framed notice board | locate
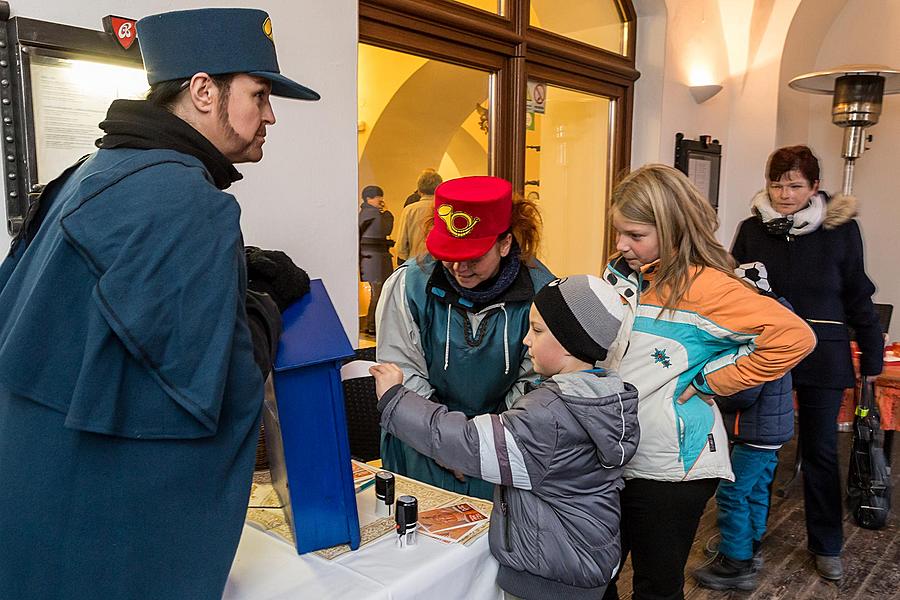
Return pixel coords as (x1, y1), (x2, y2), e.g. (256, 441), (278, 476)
(674, 132), (722, 210)
(0, 3), (145, 235)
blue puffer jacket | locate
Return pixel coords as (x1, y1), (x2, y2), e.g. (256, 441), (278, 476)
(715, 369), (794, 446)
(715, 293), (796, 447)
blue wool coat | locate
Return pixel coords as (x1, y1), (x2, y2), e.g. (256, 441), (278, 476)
(358, 202), (394, 283)
(0, 148), (263, 600)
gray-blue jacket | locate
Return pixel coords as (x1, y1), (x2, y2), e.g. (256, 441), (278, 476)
(379, 370), (639, 600)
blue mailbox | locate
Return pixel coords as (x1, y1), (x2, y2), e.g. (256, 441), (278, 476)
(263, 279), (360, 554)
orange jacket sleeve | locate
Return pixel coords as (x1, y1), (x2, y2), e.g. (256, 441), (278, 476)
(688, 272), (817, 396)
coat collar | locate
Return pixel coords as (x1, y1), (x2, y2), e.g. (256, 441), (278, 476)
(750, 189), (858, 235)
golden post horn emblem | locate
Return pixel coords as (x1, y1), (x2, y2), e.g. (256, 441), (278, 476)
(437, 204), (480, 238)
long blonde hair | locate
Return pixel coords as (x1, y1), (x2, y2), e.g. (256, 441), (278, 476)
(610, 164), (738, 310)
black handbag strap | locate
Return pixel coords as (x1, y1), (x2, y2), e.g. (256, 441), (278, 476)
(856, 377), (877, 415)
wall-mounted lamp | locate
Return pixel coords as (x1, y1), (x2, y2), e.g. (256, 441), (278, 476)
(689, 84), (723, 104)
(790, 64), (900, 194)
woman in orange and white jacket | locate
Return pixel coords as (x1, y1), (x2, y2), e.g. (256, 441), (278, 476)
(599, 165), (816, 600)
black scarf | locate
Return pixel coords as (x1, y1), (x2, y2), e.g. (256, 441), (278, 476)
(759, 216), (794, 236)
(97, 99), (242, 190)
(442, 241), (522, 305)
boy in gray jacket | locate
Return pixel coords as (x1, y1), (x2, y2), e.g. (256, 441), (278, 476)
(370, 275), (640, 600)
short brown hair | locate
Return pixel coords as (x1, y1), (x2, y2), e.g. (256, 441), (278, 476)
(767, 145), (820, 185)
(416, 169), (443, 195)
(146, 73), (235, 112)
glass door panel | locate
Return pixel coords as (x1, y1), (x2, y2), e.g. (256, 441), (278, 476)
(450, 0), (504, 15)
(529, 0), (628, 56)
(525, 83), (613, 277)
(358, 43), (493, 340)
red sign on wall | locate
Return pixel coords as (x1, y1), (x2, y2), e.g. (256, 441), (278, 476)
(103, 16), (138, 50)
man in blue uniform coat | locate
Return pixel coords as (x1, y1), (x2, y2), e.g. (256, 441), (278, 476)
(0, 8), (318, 600)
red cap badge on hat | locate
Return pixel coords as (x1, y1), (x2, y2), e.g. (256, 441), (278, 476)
(426, 176), (513, 262)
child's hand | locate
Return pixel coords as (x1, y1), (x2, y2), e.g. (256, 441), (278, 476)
(369, 362), (404, 399)
(676, 383), (715, 405)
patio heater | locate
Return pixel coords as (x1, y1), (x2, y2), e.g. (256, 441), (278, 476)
(789, 65), (900, 195)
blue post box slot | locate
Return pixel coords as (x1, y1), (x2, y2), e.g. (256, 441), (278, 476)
(263, 279), (360, 554)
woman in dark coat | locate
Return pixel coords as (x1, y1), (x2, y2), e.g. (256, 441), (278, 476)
(731, 145), (884, 581)
(359, 185), (395, 334)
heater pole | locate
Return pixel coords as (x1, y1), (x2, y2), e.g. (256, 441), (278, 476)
(789, 66), (900, 199)
(842, 158), (855, 196)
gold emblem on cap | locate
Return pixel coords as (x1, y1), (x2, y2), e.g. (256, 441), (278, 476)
(263, 17), (274, 41)
(437, 204), (480, 238)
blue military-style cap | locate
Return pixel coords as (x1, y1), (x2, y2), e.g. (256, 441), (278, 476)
(136, 8), (320, 101)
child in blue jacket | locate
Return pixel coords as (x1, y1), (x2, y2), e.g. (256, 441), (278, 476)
(694, 263), (796, 591)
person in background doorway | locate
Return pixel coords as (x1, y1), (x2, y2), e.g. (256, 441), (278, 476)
(359, 185), (394, 335)
(0, 8), (318, 600)
(403, 189), (421, 208)
(376, 175), (554, 500)
(731, 145), (884, 581)
(600, 164), (816, 600)
(395, 168), (443, 265)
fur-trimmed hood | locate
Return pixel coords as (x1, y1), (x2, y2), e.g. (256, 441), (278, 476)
(750, 189), (858, 231)
(822, 192), (858, 229)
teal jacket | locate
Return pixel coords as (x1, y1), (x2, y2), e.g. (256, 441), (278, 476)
(0, 148), (263, 600)
(376, 256), (553, 499)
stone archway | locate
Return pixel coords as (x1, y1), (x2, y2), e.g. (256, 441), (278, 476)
(775, 0), (848, 147)
(358, 60), (489, 218)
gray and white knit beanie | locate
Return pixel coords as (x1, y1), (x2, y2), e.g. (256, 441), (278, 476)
(532, 274), (625, 364)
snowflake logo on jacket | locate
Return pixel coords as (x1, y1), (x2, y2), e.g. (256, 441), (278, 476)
(652, 347), (671, 368)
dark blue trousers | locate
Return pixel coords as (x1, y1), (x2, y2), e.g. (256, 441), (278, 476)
(796, 385), (845, 556)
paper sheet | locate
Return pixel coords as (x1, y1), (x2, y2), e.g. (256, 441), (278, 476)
(341, 360), (379, 381)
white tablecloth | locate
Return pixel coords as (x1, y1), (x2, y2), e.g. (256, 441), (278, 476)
(224, 485), (503, 600)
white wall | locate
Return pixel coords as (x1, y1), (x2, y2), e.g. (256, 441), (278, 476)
(631, 0), (668, 166)
(775, 0), (847, 148)
(806, 0), (900, 340)
(634, 0), (898, 339)
(634, 0), (803, 248)
(3, 0), (360, 340)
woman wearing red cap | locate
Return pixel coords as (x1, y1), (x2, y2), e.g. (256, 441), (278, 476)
(375, 175), (554, 499)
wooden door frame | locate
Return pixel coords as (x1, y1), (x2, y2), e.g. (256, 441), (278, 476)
(359, 0), (639, 195)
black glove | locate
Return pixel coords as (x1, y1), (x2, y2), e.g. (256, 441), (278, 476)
(245, 246), (311, 313)
(245, 289), (282, 378)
